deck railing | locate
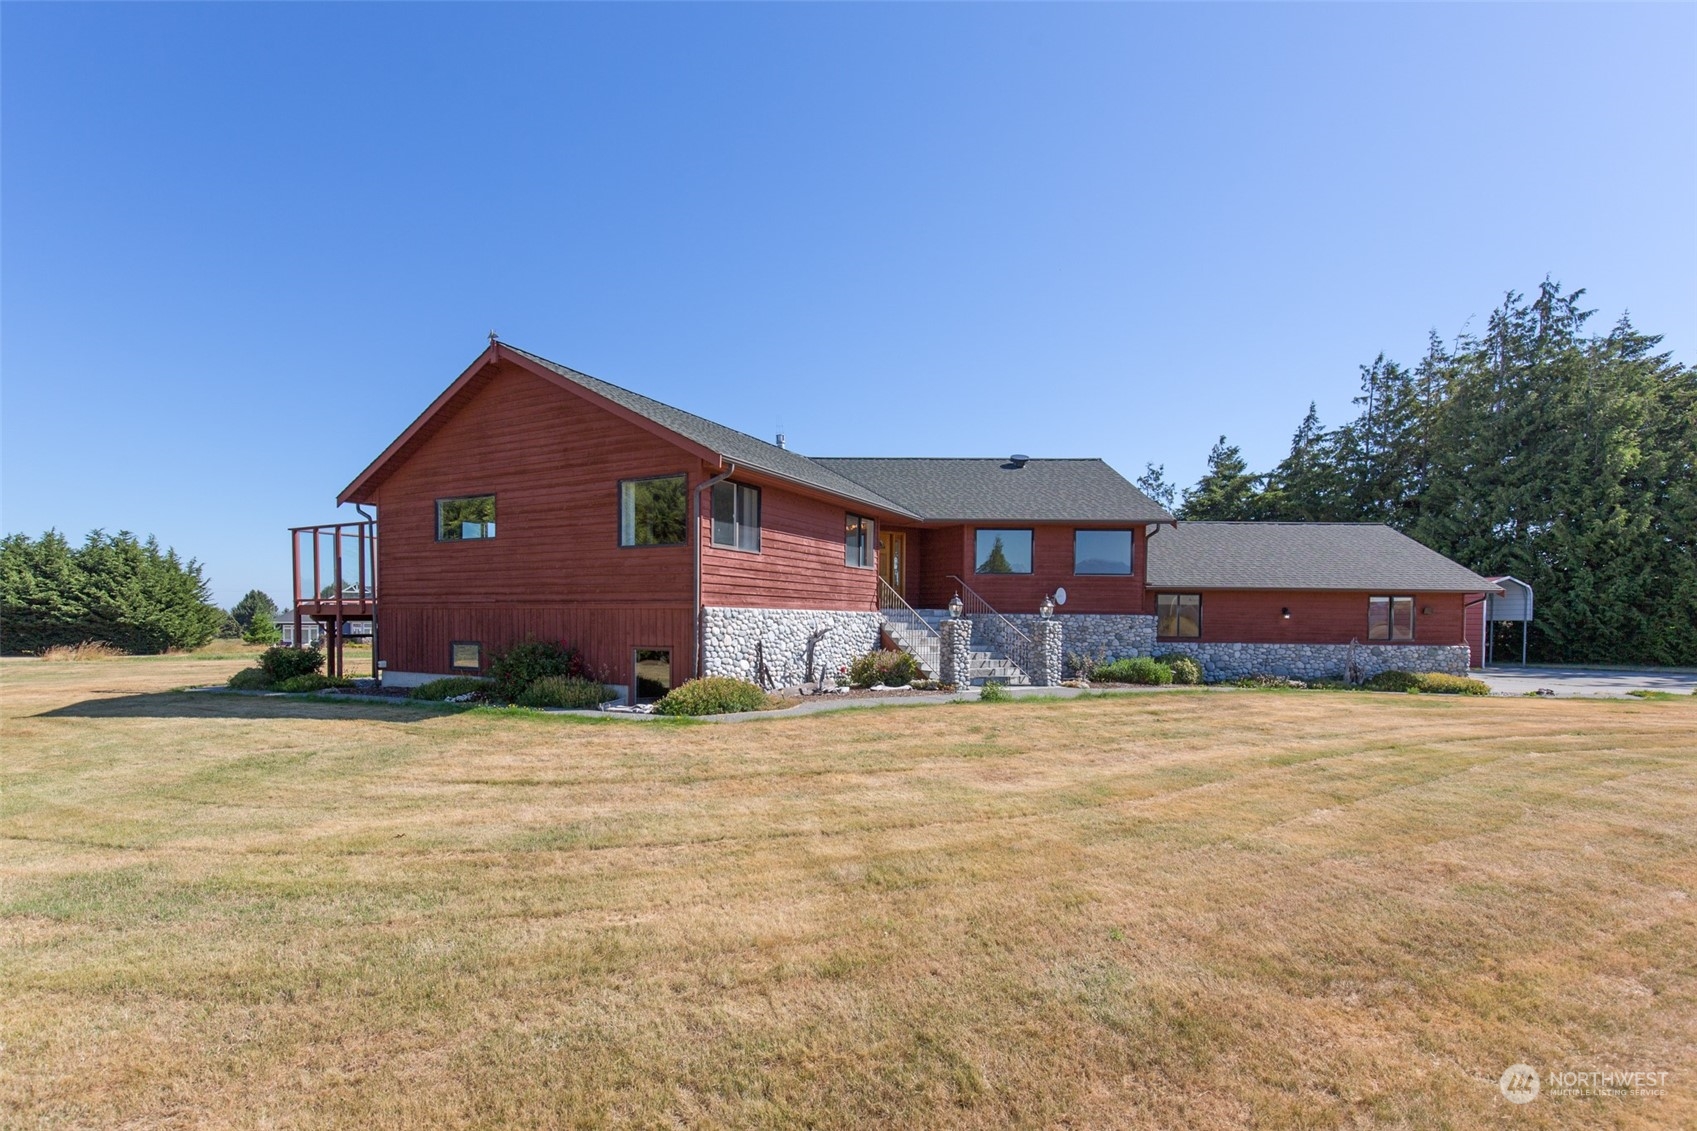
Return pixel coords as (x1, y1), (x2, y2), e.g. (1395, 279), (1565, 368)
(877, 577), (941, 677)
(945, 575), (1037, 684)
(289, 520), (377, 679)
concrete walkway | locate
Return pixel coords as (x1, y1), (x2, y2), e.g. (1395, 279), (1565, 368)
(1474, 665), (1697, 698)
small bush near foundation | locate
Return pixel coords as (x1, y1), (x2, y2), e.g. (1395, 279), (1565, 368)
(1093, 657), (1174, 685)
(977, 680), (1012, 703)
(1154, 654), (1203, 685)
(40, 640), (125, 661)
(409, 676), (495, 702)
(652, 676), (771, 716)
(260, 646), (324, 682)
(1414, 673), (1490, 695)
(276, 673), (354, 693)
(910, 679), (941, 691)
(848, 649), (921, 688)
(487, 639), (588, 702)
(1363, 670), (1421, 693)
(226, 667), (275, 691)
(515, 676), (614, 710)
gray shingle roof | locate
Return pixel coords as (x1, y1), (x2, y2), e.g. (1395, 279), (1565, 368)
(1145, 522), (1500, 592)
(812, 458), (1175, 523)
(506, 346), (918, 518)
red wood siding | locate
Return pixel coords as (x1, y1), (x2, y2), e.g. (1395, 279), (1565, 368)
(700, 481), (878, 610)
(913, 524), (1148, 614)
(1141, 589), (1471, 646)
(371, 359), (704, 678)
(914, 526), (966, 609)
(1464, 594), (1487, 667)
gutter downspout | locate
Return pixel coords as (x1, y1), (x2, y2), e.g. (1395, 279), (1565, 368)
(694, 462), (737, 682)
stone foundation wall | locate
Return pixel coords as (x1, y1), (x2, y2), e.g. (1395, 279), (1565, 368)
(1149, 641), (1471, 682)
(701, 607), (883, 688)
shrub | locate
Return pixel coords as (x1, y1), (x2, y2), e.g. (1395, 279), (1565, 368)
(1362, 670), (1421, 693)
(409, 676), (495, 702)
(226, 667), (275, 691)
(848, 649), (922, 688)
(276, 673), (353, 693)
(1414, 672), (1490, 695)
(651, 676), (770, 716)
(1093, 657), (1174, 685)
(515, 676), (614, 710)
(487, 639), (587, 702)
(1231, 674), (1306, 689)
(910, 679), (941, 691)
(39, 640), (125, 662)
(977, 680), (1012, 702)
(260, 645), (324, 682)
(1154, 654), (1203, 685)
(243, 614), (282, 646)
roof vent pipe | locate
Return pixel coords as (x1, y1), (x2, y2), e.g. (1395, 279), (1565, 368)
(776, 433), (787, 449)
(1009, 453), (1029, 468)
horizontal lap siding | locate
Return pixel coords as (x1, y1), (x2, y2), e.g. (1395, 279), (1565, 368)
(954, 525), (1148, 615)
(1141, 589), (1469, 646)
(701, 483), (877, 610)
(372, 360), (703, 680)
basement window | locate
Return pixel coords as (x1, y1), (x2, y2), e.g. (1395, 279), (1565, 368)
(437, 496), (495, 541)
(450, 641), (482, 671)
(1157, 594), (1202, 639)
(619, 475), (687, 547)
(1368, 596), (1415, 641)
(711, 482), (761, 553)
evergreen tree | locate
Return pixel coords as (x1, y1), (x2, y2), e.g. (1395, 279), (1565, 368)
(231, 589), (278, 631)
(1260, 403), (1339, 520)
(1179, 436), (1261, 520)
(243, 609), (282, 645)
(979, 536), (1014, 573)
(1135, 463), (1177, 512)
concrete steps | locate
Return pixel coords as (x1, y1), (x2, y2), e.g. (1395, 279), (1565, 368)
(882, 610), (1031, 686)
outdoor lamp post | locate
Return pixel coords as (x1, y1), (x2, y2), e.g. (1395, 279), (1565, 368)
(1040, 594), (1055, 619)
(948, 592), (964, 619)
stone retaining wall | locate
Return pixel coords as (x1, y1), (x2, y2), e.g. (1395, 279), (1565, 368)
(701, 607), (882, 688)
(1149, 641), (1472, 682)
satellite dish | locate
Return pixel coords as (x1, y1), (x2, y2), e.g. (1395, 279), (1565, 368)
(1054, 587), (1067, 606)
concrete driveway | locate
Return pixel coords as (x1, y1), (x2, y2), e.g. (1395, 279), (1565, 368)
(1476, 665), (1697, 698)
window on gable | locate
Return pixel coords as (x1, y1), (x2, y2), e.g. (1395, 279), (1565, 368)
(1157, 593), (1201, 638)
(1368, 596), (1415, 641)
(437, 496), (495, 541)
(711, 481), (761, 552)
(619, 475), (687, 547)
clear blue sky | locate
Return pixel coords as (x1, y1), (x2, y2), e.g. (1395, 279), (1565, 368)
(4, 3), (1693, 607)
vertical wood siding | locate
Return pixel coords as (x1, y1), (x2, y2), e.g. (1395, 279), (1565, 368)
(1140, 589), (1470, 647)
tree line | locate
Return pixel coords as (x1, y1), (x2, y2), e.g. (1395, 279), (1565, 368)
(1138, 281), (1696, 665)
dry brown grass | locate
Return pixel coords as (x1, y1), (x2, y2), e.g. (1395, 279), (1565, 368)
(2, 656), (1692, 1128)
(36, 640), (126, 661)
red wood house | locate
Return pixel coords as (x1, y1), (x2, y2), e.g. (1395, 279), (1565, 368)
(291, 342), (1497, 695)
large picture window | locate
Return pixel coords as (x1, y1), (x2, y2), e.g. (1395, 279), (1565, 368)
(975, 529), (1033, 574)
(711, 481), (761, 552)
(844, 514), (873, 568)
(1368, 595), (1415, 641)
(1157, 593), (1202, 638)
(619, 475), (687, 547)
(1074, 529), (1133, 575)
(436, 496), (495, 541)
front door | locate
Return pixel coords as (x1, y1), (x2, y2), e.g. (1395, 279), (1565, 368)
(878, 531), (906, 596)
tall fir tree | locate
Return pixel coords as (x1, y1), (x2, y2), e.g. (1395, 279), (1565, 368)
(1179, 436), (1261, 520)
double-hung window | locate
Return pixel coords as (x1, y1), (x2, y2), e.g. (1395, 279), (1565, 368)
(1368, 596), (1415, 641)
(619, 475), (687, 547)
(844, 514), (873, 568)
(1157, 593), (1202, 638)
(436, 496), (495, 541)
(711, 482), (761, 552)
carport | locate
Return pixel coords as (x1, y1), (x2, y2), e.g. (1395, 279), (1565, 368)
(1484, 575), (1534, 666)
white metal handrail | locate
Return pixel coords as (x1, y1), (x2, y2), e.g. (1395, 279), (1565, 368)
(878, 578), (941, 671)
(946, 575), (1037, 682)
